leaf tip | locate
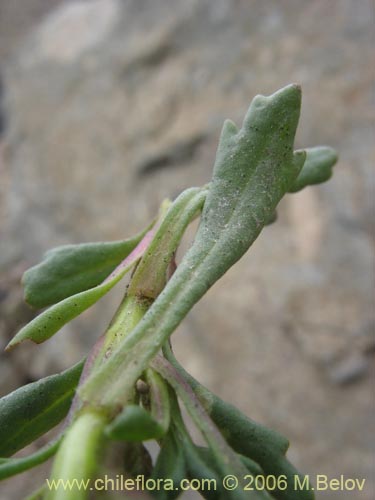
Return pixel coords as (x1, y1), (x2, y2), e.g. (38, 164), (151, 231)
(272, 82), (302, 108)
(322, 145), (339, 165)
(5, 331), (42, 352)
(4, 339), (18, 352)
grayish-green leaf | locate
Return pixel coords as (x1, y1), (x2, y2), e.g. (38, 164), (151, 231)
(23, 226), (151, 309)
(81, 84), (305, 410)
(206, 394), (313, 500)
(151, 427), (187, 500)
(153, 356), (272, 500)
(289, 146), (337, 192)
(0, 361), (83, 457)
(168, 392), (235, 500)
(183, 444), (222, 500)
(163, 344), (314, 500)
(6, 229), (155, 350)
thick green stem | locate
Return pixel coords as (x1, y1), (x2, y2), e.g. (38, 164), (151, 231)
(94, 294), (153, 370)
(45, 411), (107, 500)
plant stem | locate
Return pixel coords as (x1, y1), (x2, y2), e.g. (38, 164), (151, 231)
(45, 411), (107, 500)
(94, 294), (153, 370)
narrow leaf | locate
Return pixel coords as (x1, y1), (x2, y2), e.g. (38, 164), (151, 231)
(288, 146), (337, 192)
(23, 225), (152, 309)
(151, 428), (187, 500)
(145, 368), (171, 435)
(168, 394), (226, 500)
(0, 361), (83, 457)
(183, 444), (223, 500)
(80, 84), (305, 410)
(6, 229), (155, 350)
(0, 436), (61, 480)
(153, 356), (272, 500)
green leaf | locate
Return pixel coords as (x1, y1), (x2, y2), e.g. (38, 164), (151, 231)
(153, 356), (272, 500)
(265, 210), (278, 225)
(23, 226), (152, 309)
(0, 437), (61, 480)
(185, 446), (269, 500)
(106, 405), (166, 442)
(151, 428), (187, 500)
(162, 344), (313, 500)
(145, 368), (171, 436)
(168, 395), (227, 500)
(238, 453), (267, 477)
(106, 368), (170, 441)
(6, 228), (156, 350)
(0, 361), (84, 457)
(208, 399), (313, 500)
(183, 444), (225, 500)
(288, 146), (337, 192)
(80, 84), (305, 410)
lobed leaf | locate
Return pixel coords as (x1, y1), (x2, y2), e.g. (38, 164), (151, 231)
(23, 226), (151, 309)
(163, 344), (314, 500)
(153, 356), (272, 500)
(207, 395), (314, 500)
(185, 446), (269, 500)
(81, 84), (306, 410)
(288, 146), (337, 192)
(0, 361), (83, 457)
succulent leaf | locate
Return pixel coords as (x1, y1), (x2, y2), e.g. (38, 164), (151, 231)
(81, 84), (305, 410)
(289, 146), (337, 192)
(0, 361), (83, 457)
(23, 226), (152, 309)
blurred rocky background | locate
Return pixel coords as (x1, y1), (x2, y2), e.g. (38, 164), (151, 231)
(0, 0), (374, 498)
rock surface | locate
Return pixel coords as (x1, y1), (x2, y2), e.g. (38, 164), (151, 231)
(0, 0), (374, 498)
